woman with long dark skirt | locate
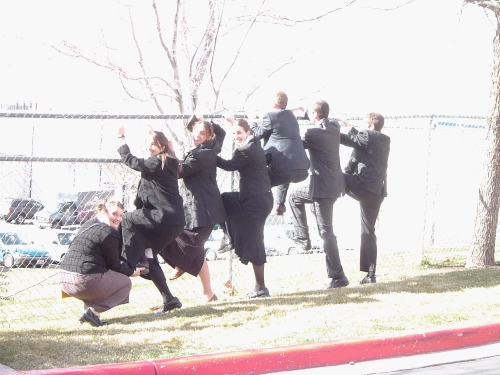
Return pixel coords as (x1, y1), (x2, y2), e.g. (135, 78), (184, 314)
(118, 125), (185, 313)
(160, 118), (227, 303)
(216, 118), (273, 298)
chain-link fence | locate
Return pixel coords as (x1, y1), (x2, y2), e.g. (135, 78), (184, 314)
(0, 113), (496, 327)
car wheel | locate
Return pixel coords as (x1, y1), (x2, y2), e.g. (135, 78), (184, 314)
(15, 214), (26, 225)
(51, 221), (61, 229)
(3, 254), (14, 268)
(205, 249), (218, 261)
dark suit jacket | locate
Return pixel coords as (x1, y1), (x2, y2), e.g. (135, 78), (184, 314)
(340, 128), (390, 197)
(251, 108), (310, 174)
(217, 136), (271, 200)
(119, 144), (185, 226)
(179, 123), (227, 230)
(303, 118), (345, 199)
(60, 218), (134, 276)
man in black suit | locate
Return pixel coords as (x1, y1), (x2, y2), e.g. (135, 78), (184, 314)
(288, 100), (348, 289)
(251, 91), (310, 215)
(339, 113), (390, 284)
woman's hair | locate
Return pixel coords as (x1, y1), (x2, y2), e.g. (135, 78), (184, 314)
(236, 118), (252, 134)
(152, 130), (172, 169)
(366, 112), (385, 131)
(96, 197), (124, 213)
(193, 120), (215, 141)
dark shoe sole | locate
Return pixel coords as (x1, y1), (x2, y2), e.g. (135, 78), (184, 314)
(155, 297), (182, 314)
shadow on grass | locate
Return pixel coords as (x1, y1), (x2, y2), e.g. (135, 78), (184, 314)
(2, 266), (500, 372)
(111, 266), (500, 327)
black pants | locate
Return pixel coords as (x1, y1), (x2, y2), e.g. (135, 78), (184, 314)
(269, 169), (308, 206)
(288, 185), (344, 279)
(343, 174), (384, 274)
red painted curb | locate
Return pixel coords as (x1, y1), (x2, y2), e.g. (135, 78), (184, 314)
(18, 322), (500, 375)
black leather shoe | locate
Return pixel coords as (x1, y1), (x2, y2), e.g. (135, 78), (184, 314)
(79, 307), (104, 327)
(325, 275), (349, 289)
(293, 238), (311, 251)
(248, 288), (270, 298)
(155, 297), (182, 314)
(360, 274), (376, 284)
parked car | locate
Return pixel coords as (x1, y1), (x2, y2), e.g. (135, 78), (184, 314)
(34, 201), (80, 229)
(2, 198), (44, 225)
(0, 231), (51, 268)
(34, 229), (76, 264)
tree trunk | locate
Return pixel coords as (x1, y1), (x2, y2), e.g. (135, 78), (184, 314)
(466, 18), (500, 268)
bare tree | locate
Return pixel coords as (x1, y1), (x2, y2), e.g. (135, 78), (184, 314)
(52, 0), (363, 115)
(464, 0), (500, 267)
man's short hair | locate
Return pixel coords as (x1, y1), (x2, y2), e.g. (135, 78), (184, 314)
(313, 100), (329, 119)
(367, 112), (384, 131)
(275, 91), (288, 109)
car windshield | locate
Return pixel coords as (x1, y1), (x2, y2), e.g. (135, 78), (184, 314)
(0, 233), (29, 245)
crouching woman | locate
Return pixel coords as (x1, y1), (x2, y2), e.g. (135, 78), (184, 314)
(58, 198), (143, 327)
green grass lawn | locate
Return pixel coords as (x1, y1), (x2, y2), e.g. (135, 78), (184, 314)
(1, 249), (500, 372)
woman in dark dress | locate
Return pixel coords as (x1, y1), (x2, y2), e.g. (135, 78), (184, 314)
(160, 119), (227, 303)
(118, 125), (185, 313)
(216, 118), (273, 298)
(58, 199), (143, 327)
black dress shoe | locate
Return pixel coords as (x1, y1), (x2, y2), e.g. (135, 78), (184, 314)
(293, 238), (311, 251)
(248, 288), (270, 298)
(79, 307), (104, 327)
(325, 275), (349, 289)
(155, 297), (182, 314)
(360, 274), (376, 284)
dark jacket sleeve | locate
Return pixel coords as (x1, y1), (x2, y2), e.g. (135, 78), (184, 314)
(178, 151), (204, 178)
(251, 113), (272, 141)
(212, 122), (226, 154)
(340, 128), (369, 149)
(217, 148), (249, 171)
(101, 230), (134, 276)
(118, 144), (158, 173)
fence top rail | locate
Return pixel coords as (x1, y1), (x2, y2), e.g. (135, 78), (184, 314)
(0, 112), (487, 120)
(0, 156), (121, 163)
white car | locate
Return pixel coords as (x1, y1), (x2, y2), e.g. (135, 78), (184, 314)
(33, 229), (76, 264)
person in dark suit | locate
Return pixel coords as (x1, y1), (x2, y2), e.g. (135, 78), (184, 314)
(160, 119), (227, 303)
(251, 91), (310, 215)
(118, 125), (185, 313)
(289, 100), (348, 289)
(58, 198), (143, 327)
(217, 118), (274, 298)
(338, 113), (390, 284)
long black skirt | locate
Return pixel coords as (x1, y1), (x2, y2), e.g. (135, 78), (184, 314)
(159, 225), (213, 276)
(221, 191), (273, 266)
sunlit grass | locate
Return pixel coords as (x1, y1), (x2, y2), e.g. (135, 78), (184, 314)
(1, 250), (500, 371)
